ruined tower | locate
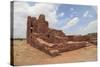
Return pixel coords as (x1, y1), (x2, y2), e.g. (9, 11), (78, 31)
(27, 16), (32, 44)
(27, 14), (49, 44)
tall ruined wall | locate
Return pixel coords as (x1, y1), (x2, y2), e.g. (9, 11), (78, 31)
(27, 16), (32, 44)
(27, 14), (92, 44)
(32, 14), (49, 33)
(27, 14), (66, 44)
(26, 14), (96, 56)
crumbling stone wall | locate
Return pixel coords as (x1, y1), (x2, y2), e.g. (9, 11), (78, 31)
(27, 16), (32, 44)
(27, 14), (66, 44)
(48, 29), (65, 37)
(27, 14), (95, 56)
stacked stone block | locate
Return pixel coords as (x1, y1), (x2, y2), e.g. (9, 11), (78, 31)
(27, 14), (96, 56)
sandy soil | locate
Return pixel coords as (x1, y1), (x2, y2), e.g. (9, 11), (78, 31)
(13, 40), (97, 66)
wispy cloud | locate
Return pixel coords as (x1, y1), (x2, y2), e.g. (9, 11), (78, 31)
(13, 2), (97, 38)
(83, 11), (89, 17)
(68, 20), (97, 35)
(61, 17), (79, 29)
(83, 10), (94, 18)
(82, 20), (97, 34)
(70, 8), (74, 11)
(58, 12), (64, 17)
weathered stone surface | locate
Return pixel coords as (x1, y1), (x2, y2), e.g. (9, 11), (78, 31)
(48, 29), (65, 37)
(27, 16), (32, 43)
(27, 14), (96, 56)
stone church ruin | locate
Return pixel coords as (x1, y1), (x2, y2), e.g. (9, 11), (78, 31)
(27, 14), (97, 56)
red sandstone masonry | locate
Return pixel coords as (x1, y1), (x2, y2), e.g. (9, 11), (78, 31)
(27, 14), (96, 56)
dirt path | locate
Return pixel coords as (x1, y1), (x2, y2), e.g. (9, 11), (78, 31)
(13, 40), (97, 66)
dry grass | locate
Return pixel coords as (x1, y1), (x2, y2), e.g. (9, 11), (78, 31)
(13, 40), (97, 66)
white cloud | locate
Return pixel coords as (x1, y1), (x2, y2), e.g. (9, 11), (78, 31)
(89, 14), (93, 18)
(83, 10), (94, 18)
(67, 17), (79, 27)
(13, 2), (59, 38)
(61, 18), (97, 35)
(28, 3), (59, 26)
(61, 17), (79, 29)
(13, 2), (97, 38)
(61, 17), (79, 35)
(70, 8), (74, 11)
(82, 20), (97, 34)
(68, 20), (97, 35)
(92, 6), (97, 12)
(83, 11), (89, 17)
(58, 12), (64, 17)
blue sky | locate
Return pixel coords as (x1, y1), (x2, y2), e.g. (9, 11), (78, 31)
(55, 4), (97, 33)
(14, 1), (97, 38)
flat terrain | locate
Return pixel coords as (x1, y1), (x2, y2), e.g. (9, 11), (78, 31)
(13, 40), (97, 66)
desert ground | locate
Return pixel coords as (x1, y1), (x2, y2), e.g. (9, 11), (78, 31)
(13, 40), (97, 66)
